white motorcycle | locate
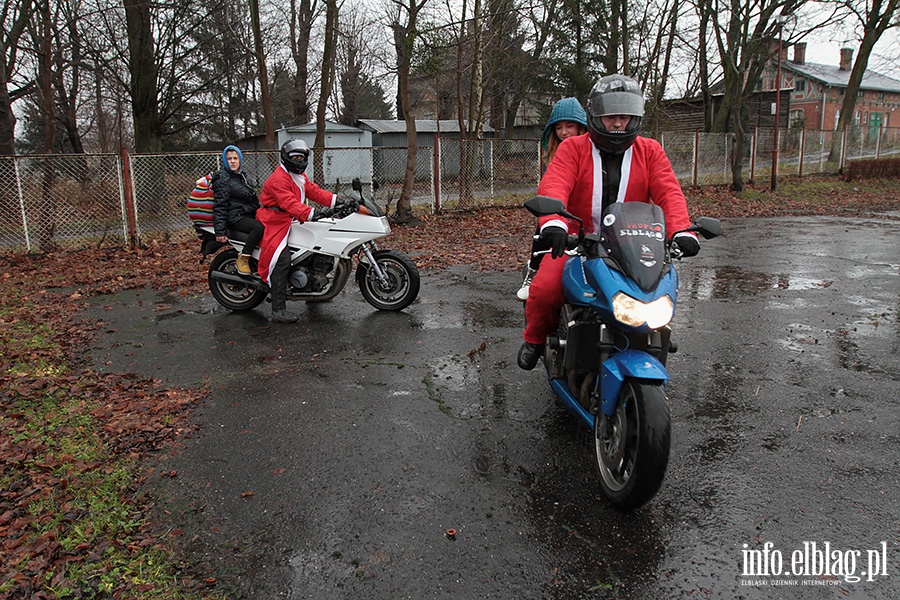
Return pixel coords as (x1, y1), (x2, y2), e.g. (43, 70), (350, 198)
(198, 178), (420, 312)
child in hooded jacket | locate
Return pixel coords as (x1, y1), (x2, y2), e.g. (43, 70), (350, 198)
(516, 98), (588, 301)
(212, 144), (264, 275)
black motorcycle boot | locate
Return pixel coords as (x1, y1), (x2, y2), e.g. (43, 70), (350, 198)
(270, 305), (299, 323)
(517, 342), (544, 370)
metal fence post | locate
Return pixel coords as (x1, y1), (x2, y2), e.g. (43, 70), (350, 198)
(13, 156), (30, 252)
(433, 134), (441, 214)
(692, 130), (699, 187)
(840, 127), (847, 171)
(798, 129), (805, 178)
(876, 125), (882, 159)
(750, 127), (757, 182)
(489, 139), (495, 200)
(120, 148), (139, 248)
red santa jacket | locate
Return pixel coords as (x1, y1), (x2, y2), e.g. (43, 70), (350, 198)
(537, 134), (691, 237)
(256, 165), (336, 283)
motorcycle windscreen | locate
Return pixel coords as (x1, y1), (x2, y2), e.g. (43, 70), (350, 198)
(601, 202), (667, 293)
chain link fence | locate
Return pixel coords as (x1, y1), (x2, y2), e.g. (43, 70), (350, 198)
(0, 154), (125, 252)
(1, 127), (897, 252)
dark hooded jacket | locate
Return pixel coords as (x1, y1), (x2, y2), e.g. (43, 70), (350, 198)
(212, 145), (260, 236)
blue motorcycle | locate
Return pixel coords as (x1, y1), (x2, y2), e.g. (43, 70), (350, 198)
(524, 196), (721, 509)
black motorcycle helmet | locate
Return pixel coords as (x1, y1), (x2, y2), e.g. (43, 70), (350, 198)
(586, 74), (644, 155)
(281, 139), (310, 174)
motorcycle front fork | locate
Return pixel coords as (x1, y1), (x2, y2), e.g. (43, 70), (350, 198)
(360, 242), (388, 283)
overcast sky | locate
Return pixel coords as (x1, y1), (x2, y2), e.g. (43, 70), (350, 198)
(799, 24), (900, 79)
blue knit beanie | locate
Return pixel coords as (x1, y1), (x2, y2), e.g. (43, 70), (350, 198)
(542, 98), (588, 148)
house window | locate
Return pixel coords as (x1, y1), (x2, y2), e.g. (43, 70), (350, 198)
(854, 110), (861, 125)
(878, 92), (885, 100)
(857, 90), (865, 98)
(795, 79), (806, 92)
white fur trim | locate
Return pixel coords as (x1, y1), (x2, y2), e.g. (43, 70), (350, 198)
(590, 146), (634, 232)
(541, 219), (568, 232)
(263, 232), (289, 286)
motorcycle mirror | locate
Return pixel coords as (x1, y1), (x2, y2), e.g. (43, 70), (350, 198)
(693, 217), (722, 239)
(352, 178), (362, 192)
(524, 196), (581, 224)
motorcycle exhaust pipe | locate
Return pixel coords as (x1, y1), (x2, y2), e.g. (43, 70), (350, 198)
(209, 270), (267, 290)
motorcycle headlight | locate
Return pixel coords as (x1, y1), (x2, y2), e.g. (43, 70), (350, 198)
(612, 292), (674, 328)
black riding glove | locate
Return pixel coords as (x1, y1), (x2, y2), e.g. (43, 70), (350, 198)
(312, 207), (334, 221)
(673, 235), (700, 257)
(541, 226), (569, 259)
(335, 198), (359, 213)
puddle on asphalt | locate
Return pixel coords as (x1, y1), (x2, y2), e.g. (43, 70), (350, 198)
(431, 354), (480, 392)
(679, 266), (833, 300)
(775, 322), (827, 356)
(411, 300), (520, 330)
(425, 354), (526, 422)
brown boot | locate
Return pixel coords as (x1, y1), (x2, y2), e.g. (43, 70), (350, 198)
(236, 253), (251, 275)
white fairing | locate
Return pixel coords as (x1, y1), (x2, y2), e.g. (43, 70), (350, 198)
(287, 212), (391, 258)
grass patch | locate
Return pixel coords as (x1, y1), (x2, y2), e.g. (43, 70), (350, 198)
(0, 300), (218, 599)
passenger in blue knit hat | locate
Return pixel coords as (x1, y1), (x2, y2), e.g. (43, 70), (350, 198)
(517, 98), (588, 301)
(541, 97), (588, 169)
(212, 144), (264, 275)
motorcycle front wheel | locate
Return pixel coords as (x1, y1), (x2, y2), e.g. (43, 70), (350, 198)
(356, 249), (420, 311)
(208, 249), (267, 311)
(595, 378), (670, 510)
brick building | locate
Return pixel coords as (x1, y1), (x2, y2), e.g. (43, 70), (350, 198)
(763, 43), (900, 135)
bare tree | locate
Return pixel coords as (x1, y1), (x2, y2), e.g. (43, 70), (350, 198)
(336, 4), (392, 123)
(33, 0), (56, 247)
(0, 0), (36, 154)
(697, 0), (811, 190)
(828, 0), (900, 163)
(53, 0), (86, 153)
(121, 0), (160, 152)
(290, 0), (317, 124)
(390, 0), (429, 223)
(250, 0), (275, 147)
(314, 0), (339, 181)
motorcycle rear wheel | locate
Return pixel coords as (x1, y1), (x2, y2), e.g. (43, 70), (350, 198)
(208, 249), (267, 311)
(594, 378), (670, 510)
(356, 250), (420, 311)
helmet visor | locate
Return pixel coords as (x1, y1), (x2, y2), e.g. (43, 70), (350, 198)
(588, 91), (644, 118)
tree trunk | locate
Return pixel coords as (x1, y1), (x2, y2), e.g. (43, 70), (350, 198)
(123, 0), (161, 152)
(54, 12), (85, 154)
(0, 0), (34, 155)
(250, 0), (275, 148)
(729, 107), (744, 192)
(0, 64), (17, 156)
(397, 64), (416, 222)
(314, 0), (338, 183)
(290, 0), (313, 124)
(39, 0), (56, 249)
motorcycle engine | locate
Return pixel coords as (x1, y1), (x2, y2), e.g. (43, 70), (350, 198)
(289, 267), (309, 291)
(289, 255), (337, 293)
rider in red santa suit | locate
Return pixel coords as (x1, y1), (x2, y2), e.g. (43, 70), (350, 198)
(518, 74), (701, 370)
(257, 139), (338, 323)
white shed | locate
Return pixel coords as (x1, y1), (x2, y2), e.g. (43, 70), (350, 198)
(277, 121), (373, 186)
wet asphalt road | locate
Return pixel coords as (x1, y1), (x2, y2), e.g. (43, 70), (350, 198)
(88, 215), (900, 599)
